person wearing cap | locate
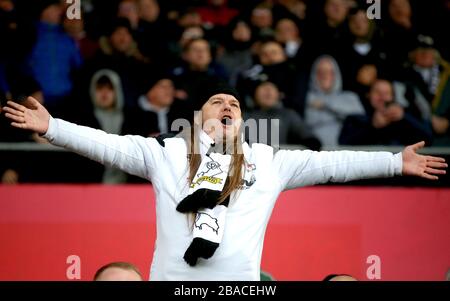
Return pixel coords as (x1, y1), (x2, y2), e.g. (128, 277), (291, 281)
(1, 86), (447, 280)
(403, 34), (450, 145)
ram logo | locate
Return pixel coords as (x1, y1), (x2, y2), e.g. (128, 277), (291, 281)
(194, 212), (220, 234)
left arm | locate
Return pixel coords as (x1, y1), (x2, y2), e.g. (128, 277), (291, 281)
(273, 141), (447, 190)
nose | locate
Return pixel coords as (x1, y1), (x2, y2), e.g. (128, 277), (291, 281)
(223, 102), (232, 112)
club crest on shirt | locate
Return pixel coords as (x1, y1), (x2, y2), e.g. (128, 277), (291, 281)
(239, 162), (257, 190)
(190, 156), (224, 188)
(195, 212), (220, 234)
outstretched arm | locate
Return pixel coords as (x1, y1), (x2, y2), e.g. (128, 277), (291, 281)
(273, 141), (447, 190)
(2, 97), (164, 180)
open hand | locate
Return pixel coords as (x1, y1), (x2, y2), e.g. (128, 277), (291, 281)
(402, 141), (447, 180)
(2, 97), (50, 135)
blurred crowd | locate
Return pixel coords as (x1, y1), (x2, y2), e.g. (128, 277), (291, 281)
(0, 0), (449, 151)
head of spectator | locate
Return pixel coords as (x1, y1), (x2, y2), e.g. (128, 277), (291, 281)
(369, 79), (396, 112)
(178, 8), (203, 28)
(324, 0), (349, 28)
(106, 18), (135, 55)
(144, 76), (175, 111)
(90, 69), (124, 112)
(388, 0), (412, 29)
(348, 7), (375, 42)
(179, 26), (205, 49)
(94, 262), (143, 281)
(182, 38), (212, 71)
(312, 56), (341, 94)
(275, 18), (302, 58)
(323, 274), (358, 281)
(117, 0), (139, 29)
(223, 20), (253, 51)
(39, 0), (63, 25)
(63, 16), (85, 40)
(251, 5), (273, 30)
(259, 40), (287, 66)
(253, 81), (282, 110)
(278, 0), (307, 20)
(275, 18), (301, 44)
(409, 34), (440, 69)
(137, 0), (160, 23)
(357, 64), (378, 88)
(0, 0), (14, 12)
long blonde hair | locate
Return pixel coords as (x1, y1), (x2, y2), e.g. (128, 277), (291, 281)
(184, 126), (244, 204)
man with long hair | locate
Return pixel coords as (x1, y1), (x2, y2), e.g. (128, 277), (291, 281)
(1, 86), (447, 280)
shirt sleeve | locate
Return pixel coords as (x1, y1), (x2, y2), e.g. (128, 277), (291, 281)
(43, 117), (165, 181)
(273, 149), (403, 190)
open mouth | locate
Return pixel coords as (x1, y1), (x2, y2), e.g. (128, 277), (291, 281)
(221, 115), (233, 126)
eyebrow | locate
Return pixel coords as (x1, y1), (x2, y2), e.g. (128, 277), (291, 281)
(209, 97), (239, 105)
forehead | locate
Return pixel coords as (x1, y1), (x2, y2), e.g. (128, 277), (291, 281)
(208, 93), (239, 102)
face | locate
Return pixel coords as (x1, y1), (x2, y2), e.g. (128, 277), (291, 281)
(184, 40), (212, 70)
(369, 80), (394, 110)
(316, 59), (336, 92)
(259, 42), (286, 65)
(324, 0), (348, 25)
(95, 85), (116, 109)
(118, 0), (139, 24)
(349, 11), (370, 38)
(138, 0), (160, 22)
(180, 26), (204, 47)
(232, 21), (251, 42)
(251, 8), (273, 29)
(41, 4), (63, 25)
(275, 18), (300, 43)
(63, 18), (84, 37)
(414, 49), (436, 68)
(179, 12), (202, 28)
(95, 267), (142, 281)
(147, 79), (175, 108)
(0, 0), (14, 11)
(110, 27), (133, 53)
(356, 64), (377, 86)
(389, 0), (412, 21)
(200, 94), (242, 141)
(255, 82), (280, 109)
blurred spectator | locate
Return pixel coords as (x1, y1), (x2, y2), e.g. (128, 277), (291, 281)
(94, 262), (143, 281)
(1, 169), (19, 185)
(304, 55), (365, 147)
(245, 81), (321, 149)
(402, 35), (450, 145)
(274, 17), (311, 70)
(24, 0), (82, 112)
(137, 75), (190, 136)
(217, 20), (254, 87)
(117, 0), (139, 30)
(237, 40), (297, 110)
(340, 79), (433, 145)
(196, 0), (239, 28)
(135, 0), (171, 66)
(63, 16), (99, 60)
(305, 0), (350, 57)
(382, 0), (418, 76)
(273, 0), (307, 24)
(335, 6), (388, 90)
(86, 18), (151, 107)
(171, 38), (227, 104)
(83, 69), (135, 183)
(250, 4), (275, 40)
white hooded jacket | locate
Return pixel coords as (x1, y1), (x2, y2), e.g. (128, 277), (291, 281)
(43, 117), (402, 280)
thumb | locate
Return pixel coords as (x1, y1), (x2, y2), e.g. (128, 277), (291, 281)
(410, 141), (425, 151)
(23, 96), (41, 109)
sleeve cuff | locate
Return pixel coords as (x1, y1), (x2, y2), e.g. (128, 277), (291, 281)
(393, 152), (403, 176)
(42, 116), (57, 141)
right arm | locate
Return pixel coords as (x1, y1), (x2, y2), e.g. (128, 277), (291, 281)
(2, 98), (163, 180)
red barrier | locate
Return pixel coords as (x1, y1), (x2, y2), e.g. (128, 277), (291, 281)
(0, 185), (449, 280)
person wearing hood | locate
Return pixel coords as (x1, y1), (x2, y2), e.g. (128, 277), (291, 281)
(304, 55), (365, 147)
(85, 69), (142, 184)
(2, 84), (446, 280)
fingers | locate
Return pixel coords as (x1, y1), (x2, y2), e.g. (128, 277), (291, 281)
(411, 141), (425, 151)
(4, 112), (25, 123)
(2, 106), (24, 117)
(427, 161), (448, 169)
(23, 96), (40, 109)
(425, 167), (446, 175)
(421, 172), (439, 180)
(426, 156), (446, 163)
(6, 101), (26, 112)
(11, 122), (27, 129)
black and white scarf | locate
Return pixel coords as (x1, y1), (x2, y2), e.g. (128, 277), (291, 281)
(176, 143), (232, 266)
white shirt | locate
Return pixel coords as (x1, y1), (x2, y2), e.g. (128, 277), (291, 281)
(43, 117), (403, 280)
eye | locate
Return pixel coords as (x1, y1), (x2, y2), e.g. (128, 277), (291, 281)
(231, 103), (239, 108)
